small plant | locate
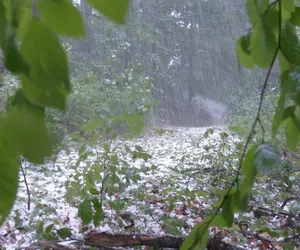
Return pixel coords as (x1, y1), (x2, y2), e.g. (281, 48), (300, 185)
(65, 113), (152, 228)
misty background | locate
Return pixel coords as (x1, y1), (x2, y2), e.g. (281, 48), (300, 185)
(44, 0), (280, 140)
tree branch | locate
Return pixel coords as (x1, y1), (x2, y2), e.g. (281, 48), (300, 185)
(84, 232), (245, 250)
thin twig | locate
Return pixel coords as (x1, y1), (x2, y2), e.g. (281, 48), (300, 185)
(20, 158), (31, 211)
(99, 174), (110, 206)
(280, 196), (299, 209)
(257, 117), (265, 144)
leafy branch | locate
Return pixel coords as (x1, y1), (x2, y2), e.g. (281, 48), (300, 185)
(182, 1), (290, 249)
(0, 0), (130, 226)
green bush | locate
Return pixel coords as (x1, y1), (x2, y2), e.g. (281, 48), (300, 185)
(46, 68), (155, 144)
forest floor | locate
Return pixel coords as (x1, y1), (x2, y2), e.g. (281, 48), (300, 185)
(0, 126), (298, 250)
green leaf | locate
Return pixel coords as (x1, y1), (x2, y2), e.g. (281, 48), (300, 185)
(108, 200), (125, 211)
(57, 227), (72, 239)
(246, 0), (258, 25)
(93, 207), (103, 227)
(254, 144), (282, 175)
(89, 188), (99, 195)
(163, 221), (183, 235)
(222, 193), (234, 226)
(246, 0), (269, 25)
(111, 154), (119, 165)
(251, 19), (277, 68)
(210, 215), (228, 227)
(22, 70), (69, 110)
(92, 198), (103, 227)
(103, 143), (110, 153)
(37, 221), (45, 234)
(132, 146), (151, 161)
(5, 90), (52, 164)
(241, 144), (258, 188)
(272, 72), (294, 135)
(229, 125), (248, 135)
(220, 132), (229, 139)
(0, 137), (19, 226)
(180, 222), (209, 250)
(38, 0), (85, 37)
(91, 198), (101, 207)
(257, 0), (269, 14)
(20, 18), (70, 110)
(86, 0), (129, 24)
(282, 0), (295, 12)
(242, 144), (258, 171)
(234, 189), (250, 212)
(291, 7), (300, 25)
(286, 118), (300, 151)
(281, 20), (300, 66)
(236, 145), (258, 213)
(203, 128), (214, 138)
(291, 116), (300, 133)
(7, 0), (32, 40)
(78, 199), (93, 225)
(282, 105), (296, 122)
(279, 51), (290, 72)
(5, 90), (52, 163)
(7, 109), (52, 163)
(0, 1), (8, 47)
(264, 9), (279, 32)
(4, 37), (29, 76)
(283, 7), (292, 21)
(81, 119), (104, 133)
(272, 99), (284, 137)
(45, 224), (54, 234)
(127, 113), (144, 135)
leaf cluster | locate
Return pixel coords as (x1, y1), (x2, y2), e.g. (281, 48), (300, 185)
(183, 1), (300, 249)
(0, 0), (129, 228)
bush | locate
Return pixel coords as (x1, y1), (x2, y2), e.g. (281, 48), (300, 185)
(46, 68), (155, 144)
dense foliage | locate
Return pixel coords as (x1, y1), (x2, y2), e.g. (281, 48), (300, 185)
(1, 0), (300, 249)
(0, 0), (129, 228)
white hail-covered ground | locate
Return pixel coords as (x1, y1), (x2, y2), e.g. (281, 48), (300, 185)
(0, 126), (250, 250)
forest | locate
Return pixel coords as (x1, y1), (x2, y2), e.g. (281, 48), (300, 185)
(0, 0), (300, 249)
